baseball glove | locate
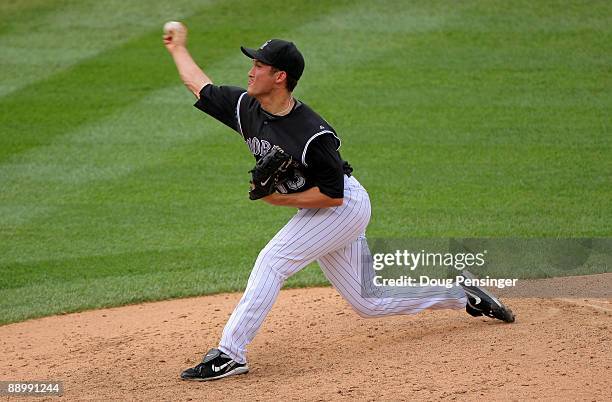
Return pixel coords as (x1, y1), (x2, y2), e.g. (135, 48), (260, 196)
(248, 145), (294, 200)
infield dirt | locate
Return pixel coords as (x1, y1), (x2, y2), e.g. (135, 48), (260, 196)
(1, 274), (610, 401)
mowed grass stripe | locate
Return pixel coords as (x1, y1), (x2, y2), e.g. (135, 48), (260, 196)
(0, 0), (210, 97)
(0, 34), (175, 161)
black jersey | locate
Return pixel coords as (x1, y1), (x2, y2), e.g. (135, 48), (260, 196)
(194, 84), (352, 198)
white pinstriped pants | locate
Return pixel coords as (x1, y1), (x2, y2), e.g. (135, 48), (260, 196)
(219, 176), (467, 363)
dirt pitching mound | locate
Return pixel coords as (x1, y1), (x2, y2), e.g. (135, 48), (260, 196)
(1, 274), (610, 401)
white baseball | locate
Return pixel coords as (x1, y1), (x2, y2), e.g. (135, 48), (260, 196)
(163, 21), (184, 35)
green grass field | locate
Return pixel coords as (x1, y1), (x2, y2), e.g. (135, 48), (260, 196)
(1, 0), (610, 324)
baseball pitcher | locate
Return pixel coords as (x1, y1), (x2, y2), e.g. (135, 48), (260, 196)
(163, 22), (514, 382)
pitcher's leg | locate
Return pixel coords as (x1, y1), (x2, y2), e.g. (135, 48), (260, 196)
(218, 192), (370, 363)
(219, 243), (310, 363)
(318, 237), (467, 317)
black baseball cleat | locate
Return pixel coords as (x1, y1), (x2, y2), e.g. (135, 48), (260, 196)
(181, 348), (249, 381)
(459, 270), (515, 323)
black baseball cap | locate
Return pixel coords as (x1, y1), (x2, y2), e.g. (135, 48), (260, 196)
(240, 39), (305, 81)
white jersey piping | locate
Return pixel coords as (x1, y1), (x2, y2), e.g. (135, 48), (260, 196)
(236, 92), (247, 139)
(301, 130), (342, 167)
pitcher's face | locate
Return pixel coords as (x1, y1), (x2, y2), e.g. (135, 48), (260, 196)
(247, 60), (281, 97)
